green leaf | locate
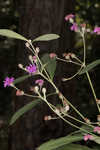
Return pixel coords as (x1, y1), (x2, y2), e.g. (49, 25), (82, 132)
(59, 144), (99, 150)
(10, 99), (41, 125)
(41, 54), (56, 80)
(13, 75), (31, 85)
(79, 59), (100, 75)
(33, 34), (60, 42)
(38, 135), (83, 150)
(0, 29), (28, 41)
(93, 136), (100, 144)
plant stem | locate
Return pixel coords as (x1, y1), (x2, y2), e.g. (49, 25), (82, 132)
(82, 32), (100, 113)
(86, 71), (100, 112)
(48, 79), (85, 120)
(41, 96), (95, 135)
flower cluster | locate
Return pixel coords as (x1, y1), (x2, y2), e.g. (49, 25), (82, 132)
(65, 13), (100, 35)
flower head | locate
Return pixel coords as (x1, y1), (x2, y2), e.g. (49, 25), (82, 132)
(65, 14), (74, 21)
(26, 64), (37, 74)
(35, 79), (44, 87)
(94, 126), (100, 134)
(4, 77), (14, 87)
(93, 27), (100, 35)
(70, 23), (78, 32)
(83, 134), (93, 141)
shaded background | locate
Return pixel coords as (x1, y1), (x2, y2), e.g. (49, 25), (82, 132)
(0, 0), (100, 150)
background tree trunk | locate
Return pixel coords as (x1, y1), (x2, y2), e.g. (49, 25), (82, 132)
(8, 1), (77, 150)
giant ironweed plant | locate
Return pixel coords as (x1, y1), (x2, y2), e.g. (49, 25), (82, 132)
(1, 14), (100, 149)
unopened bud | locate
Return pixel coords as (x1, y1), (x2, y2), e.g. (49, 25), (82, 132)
(42, 88), (46, 94)
(84, 118), (91, 124)
(69, 18), (74, 24)
(64, 105), (70, 112)
(86, 28), (91, 33)
(28, 39), (32, 43)
(48, 116), (52, 120)
(58, 93), (63, 100)
(65, 54), (70, 60)
(29, 55), (33, 62)
(16, 90), (24, 96)
(34, 86), (39, 93)
(35, 47), (40, 53)
(44, 115), (52, 121)
(81, 24), (86, 33)
(71, 53), (76, 59)
(97, 115), (100, 122)
(55, 109), (60, 115)
(25, 42), (30, 48)
(65, 55), (70, 60)
(96, 99), (100, 105)
(18, 64), (23, 69)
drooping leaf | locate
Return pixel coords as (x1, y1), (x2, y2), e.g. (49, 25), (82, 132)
(93, 136), (100, 144)
(38, 135), (83, 150)
(79, 59), (100, 75)
(0, 29), (28, 41)
(41, 54), (56, 80)
(13, 75), (31, 85)
(33, 34), (60, 42)
(58, 144), (99, 150)
(10, 99), (41, 125)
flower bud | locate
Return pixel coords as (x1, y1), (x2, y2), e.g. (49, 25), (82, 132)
(16, 90), (24, 96)
(70, 53), (76, 59)
(18, 64), (23, 69)
(84, 118), (91, 124)
(55, 109), (60, 115)
(42, 87), (46, 94)
(34, 86), (39, 93)
(64, 105), (70, 112)
(44, 115), (52, 121)
(28, 39), (32, 43)
(65, 55), (70, 60)
(96, 99), (100, 105)
(25, 42), (30, 48)
(69, 18), (74, 23)
(35, 47), (40, 53)
(58, 93), (63, 100)
(29, 55), (33, 62)
(97, 115), (100, 122)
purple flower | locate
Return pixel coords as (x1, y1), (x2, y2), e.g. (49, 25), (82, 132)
(83, 134), (93, 141)
(70, 23), (78, 32)
(4, 77), (14, 87)
(26, 64), (37, 74)
(35, 79), (44, 87)
(93, 27), (100, 34)
(65, 14), (74, 21)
